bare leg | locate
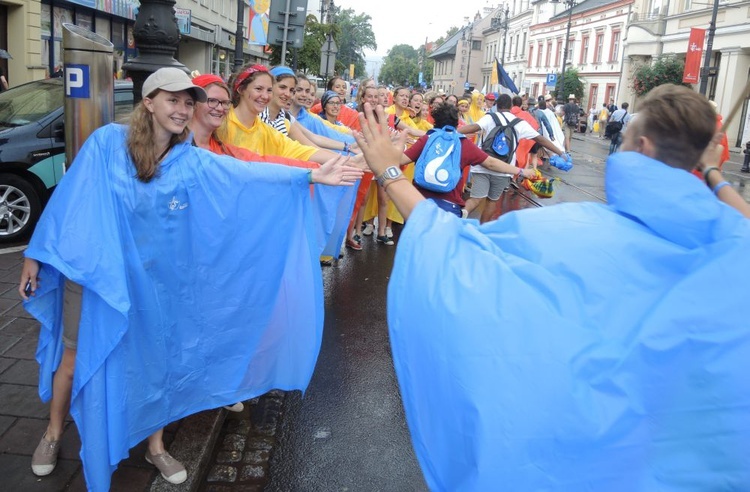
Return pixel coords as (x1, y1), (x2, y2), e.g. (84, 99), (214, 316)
(464, 197), (484, 215)
(377, 185), (389, 236)
(46, 347), (76, 440)
(480, 198), (499, 224)
(148, 428), (166, 455)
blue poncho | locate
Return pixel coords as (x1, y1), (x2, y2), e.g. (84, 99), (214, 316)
(389, 151), (750, 491)
(24, 124), (324, 491)
(297, 107), (357, 259)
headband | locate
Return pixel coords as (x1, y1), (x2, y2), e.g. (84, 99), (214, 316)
(233, 64), (269, 93)
(192, 74), (225, 88)
(320, 90), (341, 108)
(269, 66), (295, 78)
(458, 99), (469, 105)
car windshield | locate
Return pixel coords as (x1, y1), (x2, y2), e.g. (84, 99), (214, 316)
(0, 79), (64, 127)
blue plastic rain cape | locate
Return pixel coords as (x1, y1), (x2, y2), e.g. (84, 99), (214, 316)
(295, 107), (356, 145)
(24, 124), (324, 492)
(295, 107), (358, 258)
(313, 182), (357, 258)
(388, 151), (750, 491)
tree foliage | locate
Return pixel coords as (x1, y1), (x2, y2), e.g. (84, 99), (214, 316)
(553, 68), (585, 100)
(379, 44), (420, 87)
(331, 7), (377, 79)
(631, 57), (689, 97)
(268, 8), (376, 80)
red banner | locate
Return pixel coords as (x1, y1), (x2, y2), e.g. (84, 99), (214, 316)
(683, 28), (705, 84)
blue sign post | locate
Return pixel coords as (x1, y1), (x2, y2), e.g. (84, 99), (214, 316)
(546, 73), (558, 88)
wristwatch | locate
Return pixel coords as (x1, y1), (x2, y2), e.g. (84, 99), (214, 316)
(376, 166), (403, 187)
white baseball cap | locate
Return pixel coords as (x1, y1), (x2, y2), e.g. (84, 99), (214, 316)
(142, 67), (207, 102)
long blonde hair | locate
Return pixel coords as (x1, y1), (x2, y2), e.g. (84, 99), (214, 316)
(127, 100), (189, 183)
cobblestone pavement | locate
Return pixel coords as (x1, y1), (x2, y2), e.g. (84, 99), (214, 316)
(198, 392), (286, 492)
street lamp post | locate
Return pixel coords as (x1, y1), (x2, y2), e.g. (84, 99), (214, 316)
(698, 0), (720, 95)
(494, 6), (510, 67)
(463, 23), (473, 90)
(557, 0), (576, 97)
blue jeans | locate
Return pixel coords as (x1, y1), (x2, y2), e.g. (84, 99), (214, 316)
(609, 132), (622, 155)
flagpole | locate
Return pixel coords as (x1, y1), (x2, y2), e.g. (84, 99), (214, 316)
(698, 0), (719, 95)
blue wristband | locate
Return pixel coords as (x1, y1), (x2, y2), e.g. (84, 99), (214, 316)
(307, 169), (314, 184)
(343, 142), (350, 153)
(712, 181), (730, 194)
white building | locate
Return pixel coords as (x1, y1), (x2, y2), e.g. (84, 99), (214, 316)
(480, 1), (534, 95)
(624, 0), (750, 147)
(526, 0), (634, 112)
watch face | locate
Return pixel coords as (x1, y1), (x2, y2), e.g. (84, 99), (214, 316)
(386, 166), (401, 179)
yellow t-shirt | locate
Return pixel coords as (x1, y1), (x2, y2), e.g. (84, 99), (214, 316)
(218, 108), (317, 161)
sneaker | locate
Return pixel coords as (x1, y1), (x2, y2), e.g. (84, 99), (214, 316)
(31, 433), (61, 476)
(224, 402), (244, 412)
(345, 236), (362, 251)
(385, 227), (394, 239)
(362, 223), (374, 236)
(376, 235), (394, 246)
(145, 450), (187, 485)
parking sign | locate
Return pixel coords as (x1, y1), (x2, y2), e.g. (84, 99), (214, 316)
(546, 73), (557, 87)
(65, 64), (90, 99)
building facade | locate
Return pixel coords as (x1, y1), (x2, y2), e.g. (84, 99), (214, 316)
(624, 0), (750, 147)
(526, 0), (634, 111)
(480, 1), (533, 95)
(430, 12), (486, 96)
(0, 0), (267, 87)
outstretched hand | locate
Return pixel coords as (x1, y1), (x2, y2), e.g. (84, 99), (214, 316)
(313, 154), (364, 186)
(354, 103), (409, 177)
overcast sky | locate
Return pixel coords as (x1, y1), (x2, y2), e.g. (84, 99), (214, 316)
(306, 0), (500, 58)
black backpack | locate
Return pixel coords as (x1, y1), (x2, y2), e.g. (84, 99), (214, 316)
(564, 103), (579, 127)
(481, 112), (521, 162)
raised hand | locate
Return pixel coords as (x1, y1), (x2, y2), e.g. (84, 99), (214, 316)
(354, 103), (409, 177)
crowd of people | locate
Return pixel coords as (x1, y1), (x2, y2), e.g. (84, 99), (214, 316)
(16, 61), (750, 490)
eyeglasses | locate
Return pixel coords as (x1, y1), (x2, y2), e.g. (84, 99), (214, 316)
(327, 101), (342, 106)
(206, 98), (232, 110)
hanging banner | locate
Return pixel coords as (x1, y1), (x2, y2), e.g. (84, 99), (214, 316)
(682, 28), (705, 84)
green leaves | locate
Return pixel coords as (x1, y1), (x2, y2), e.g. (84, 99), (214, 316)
(631, 57), (689, 97)
(554, 68), (585, 101)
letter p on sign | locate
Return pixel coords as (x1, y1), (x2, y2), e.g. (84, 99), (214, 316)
(65, 64), (90, 98)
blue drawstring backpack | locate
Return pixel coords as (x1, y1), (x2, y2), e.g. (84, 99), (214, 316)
(414, 125), (465, 193)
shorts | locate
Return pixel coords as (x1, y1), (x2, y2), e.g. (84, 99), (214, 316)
(62, 279), (83, 350)
(470, 173), (510, 201)
(563, 125), (575, 139)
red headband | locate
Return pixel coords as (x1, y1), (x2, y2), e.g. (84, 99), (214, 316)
(192, 74), (225, 88)
(233, 65), (269, 93)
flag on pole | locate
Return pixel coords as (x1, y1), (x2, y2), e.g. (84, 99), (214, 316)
(682, 28), (705, 84)
(490, 61), (498, 86)
(495, 57), (519, 95)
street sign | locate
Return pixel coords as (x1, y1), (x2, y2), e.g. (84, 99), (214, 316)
(269, 0), (308, 27)
(267, 22), (304, 49)
(464, 81), (470, 89)
(546, 73), (557, 87)
(319, 34), (338, 77)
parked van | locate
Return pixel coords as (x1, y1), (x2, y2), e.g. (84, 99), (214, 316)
(0, 79), (133, 243)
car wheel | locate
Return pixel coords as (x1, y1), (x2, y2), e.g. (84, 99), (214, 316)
(0, 173), (42, 243)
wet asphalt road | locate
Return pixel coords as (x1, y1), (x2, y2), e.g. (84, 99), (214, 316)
(267, 235), (428, 491)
